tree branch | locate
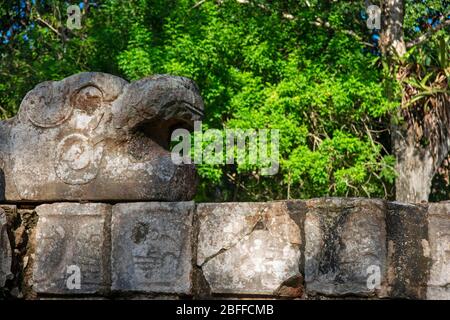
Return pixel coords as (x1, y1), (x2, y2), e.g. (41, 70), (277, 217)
(406, 15), (450, 49)
(191, 0), (206, 9)
(234, 0), (295, 20)
(35, 12), (61, 37)
(312, 18), (375, 47)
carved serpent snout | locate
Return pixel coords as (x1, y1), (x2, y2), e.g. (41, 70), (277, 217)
(113, 74), (204, 149)
(0, 72), (204, 202)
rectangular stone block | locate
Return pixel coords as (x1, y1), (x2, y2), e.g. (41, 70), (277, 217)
(427, 203), (450, 300)
(33, 203), (111, 295)
(305, 198), (387, 297)
(196, 201), (305, 297)
(111, 202), (194, 295)
(386, 202), (429, 299)
(0, 207), (12, 288)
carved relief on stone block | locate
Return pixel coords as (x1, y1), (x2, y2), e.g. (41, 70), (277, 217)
(32, 203), (111, 295)
(111, 202), (194, 295)
(0, 72), (204, 202)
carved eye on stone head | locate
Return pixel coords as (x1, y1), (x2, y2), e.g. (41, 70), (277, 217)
(72, 85), (103, 114)
(22, 81), (73, 128)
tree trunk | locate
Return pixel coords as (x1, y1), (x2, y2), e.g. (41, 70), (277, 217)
(392, 126), (435, 203)
(392, 94), (450, 202)
(381, 0), (450, 202)
(380, 0), (406, 57)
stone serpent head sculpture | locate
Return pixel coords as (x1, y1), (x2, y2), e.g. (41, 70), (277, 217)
(0, 72), (204, 202)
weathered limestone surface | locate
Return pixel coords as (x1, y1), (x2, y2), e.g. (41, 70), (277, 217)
(427, 203), (450, 300)
(33, 203), (111, 295)
(1, 198), (450, 299)
(0, 208), (12, 288)
(111, 202), (195, 295)
(196, 201), (305, 296)
(385, 202), (430, 299)
(0, 72), (204, 202)
(304, 198), (387, 297)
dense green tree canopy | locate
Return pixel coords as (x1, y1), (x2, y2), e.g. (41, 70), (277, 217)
(0, 0), (448, 201)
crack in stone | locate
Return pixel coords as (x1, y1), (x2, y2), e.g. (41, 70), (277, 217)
(199, 210), (302, 270)
(198, 213), (264, 268)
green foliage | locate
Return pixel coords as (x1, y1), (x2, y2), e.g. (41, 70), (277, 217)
(1, 0), (402, 201)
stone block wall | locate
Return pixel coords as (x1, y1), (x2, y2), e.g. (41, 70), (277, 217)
(0, 198), (449, 300)
(1, 73), (446, 300)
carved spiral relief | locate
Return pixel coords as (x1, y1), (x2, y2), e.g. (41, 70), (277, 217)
(55, 134), (103, 185)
